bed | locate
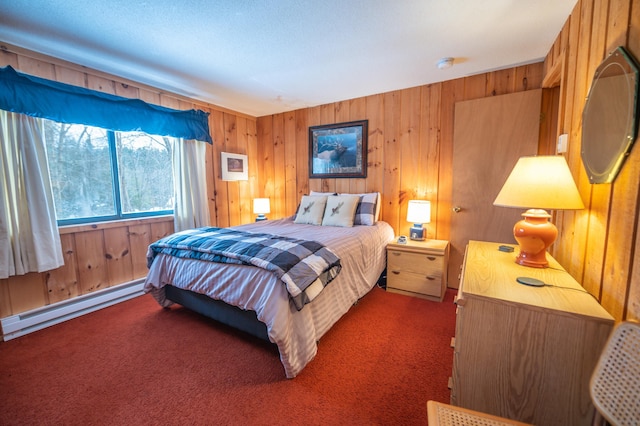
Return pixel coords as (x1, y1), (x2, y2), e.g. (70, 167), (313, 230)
(143, 193), (394, 378)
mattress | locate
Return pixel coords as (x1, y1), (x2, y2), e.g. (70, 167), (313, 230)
(143, 217), (394, 378)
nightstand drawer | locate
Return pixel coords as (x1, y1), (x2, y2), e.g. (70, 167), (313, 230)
(387, 269), (442, 297)
(387, 250), (443, 275)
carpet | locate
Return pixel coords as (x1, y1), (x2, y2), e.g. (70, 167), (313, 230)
(0, 286), (456, 425)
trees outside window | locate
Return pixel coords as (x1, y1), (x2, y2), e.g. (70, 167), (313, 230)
(43, 120), (174, 225)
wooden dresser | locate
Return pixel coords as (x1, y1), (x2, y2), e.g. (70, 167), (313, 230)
(451, 240), (614, 426)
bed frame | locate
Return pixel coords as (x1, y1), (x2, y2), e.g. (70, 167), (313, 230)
(165, 285), (270, 341)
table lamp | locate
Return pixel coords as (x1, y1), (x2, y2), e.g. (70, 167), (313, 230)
(493, 155), (584, 268)
(406, 200), (431, 241)
(253, 198), (270, 221)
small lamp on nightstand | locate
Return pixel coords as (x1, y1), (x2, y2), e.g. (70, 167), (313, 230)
(407, 200), (431, 241)
(253, 198), (270, 222)
(493, 155), (584, 268)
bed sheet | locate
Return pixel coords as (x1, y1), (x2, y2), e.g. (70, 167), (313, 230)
(143, 217), (394, 378)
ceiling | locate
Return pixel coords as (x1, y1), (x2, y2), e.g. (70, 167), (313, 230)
(0, 1), (577, 117)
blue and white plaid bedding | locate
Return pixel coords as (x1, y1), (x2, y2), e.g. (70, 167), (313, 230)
(146, 227), (342, 310)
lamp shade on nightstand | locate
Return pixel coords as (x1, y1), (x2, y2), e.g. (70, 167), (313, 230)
(494, 156), (584, 268)
(253, 198), (270, 221)
(407, 200), (431, 241)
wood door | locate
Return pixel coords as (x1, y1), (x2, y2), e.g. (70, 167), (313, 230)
(448, 89), (542, 288)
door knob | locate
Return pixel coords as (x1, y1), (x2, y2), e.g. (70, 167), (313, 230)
(452, 206), (462, 213)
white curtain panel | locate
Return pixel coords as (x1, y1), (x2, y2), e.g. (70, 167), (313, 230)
(0, 111), (64, 279)
(172, 138), (210, 232)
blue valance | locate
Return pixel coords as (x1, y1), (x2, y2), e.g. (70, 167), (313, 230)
(0, 65), (212, 143)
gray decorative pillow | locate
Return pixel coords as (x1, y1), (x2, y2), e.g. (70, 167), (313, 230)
(293, 195), (328, 225)
(321, 195), (360, 227)
(341, 192), (379, 225)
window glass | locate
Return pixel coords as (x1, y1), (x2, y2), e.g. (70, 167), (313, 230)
(116, 132), (174, 214)
(43, 120), (174, 224)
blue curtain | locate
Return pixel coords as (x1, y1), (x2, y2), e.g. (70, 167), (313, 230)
(0, 65), (212, 143)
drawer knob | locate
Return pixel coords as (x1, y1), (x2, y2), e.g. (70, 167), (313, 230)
(426, 275), (436, 280)
(392, 252), (401, 256)
(426, 256), (436, 261)
(391, 270), (400, 275)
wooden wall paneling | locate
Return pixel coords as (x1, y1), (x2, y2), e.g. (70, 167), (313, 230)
(438, 78), (465, 245)
(257, 116), (275, 210)
(571, 0), (610, 296)
(399, 87), (422, 237)
(463, 74), (487, 101)
(204, 125), (218, 227)
(606, 0), (631, 50)
(211, 110), (230, 227)
(599, 0), (638, 319)
(5, 274), (48, 315)
(294, 109), (309, 202)
(272, 114), (287, 218)
(0, 49), (19, 68)
(365, 94), (384, 197)
(224, 114), (242, 226)
(334, 101), (352, 194)
(104, 227), (134, 286)
(74, 230), (109, 293)
(0, 278), (12, 317)
(382, 90), (402, 232)
(86, 74), (116, 95)
(318, 104), (336, 193)
(348, 97), (367, 194)
(486, 68), (514, 96)
(515, 63), (544, 93)
(306, 106), (322, 193)
(627, 0), (640, 322)
(17, 55), (54, 80)
(236, 116), (253, 225)
(128, 224), (152, 279)
(150, 220), (174, 242)
(246, 117), (259, 222)
(54, 66), (85, 87)
(421, 83), (442, 238)
(46, 233), (79, 303)
(284, 111), (298, 215)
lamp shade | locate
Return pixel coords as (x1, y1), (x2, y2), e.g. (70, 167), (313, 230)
(493, 156), (584, 210)
(493, 155), (583, 268)
(253, 198), (271, 215)
(407, 200), (431, 224)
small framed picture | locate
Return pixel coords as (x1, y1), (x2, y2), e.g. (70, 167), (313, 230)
(221, 152), (248, 181)
(309, 120), (368, 178)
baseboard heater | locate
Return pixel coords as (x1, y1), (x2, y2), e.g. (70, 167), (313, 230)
(1, 279), (145, 341)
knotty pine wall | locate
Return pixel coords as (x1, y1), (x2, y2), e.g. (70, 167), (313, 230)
(543, 0), (640, 322)
(256, 64), (550, 240)
(2, 0), (639, 324)
(0, 45), (259, 318)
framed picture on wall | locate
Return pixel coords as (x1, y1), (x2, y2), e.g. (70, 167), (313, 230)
(221, 152), (248, 181)
(309, 120), (368, 178)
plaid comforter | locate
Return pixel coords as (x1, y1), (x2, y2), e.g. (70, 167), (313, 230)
(146, 227), (342, 310)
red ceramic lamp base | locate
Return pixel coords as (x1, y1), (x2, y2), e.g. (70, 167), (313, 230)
(513, 209), (558, 268)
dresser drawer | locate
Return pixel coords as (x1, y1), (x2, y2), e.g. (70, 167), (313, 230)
(387, 269), (442, 296)
(387, 250), (443, 275)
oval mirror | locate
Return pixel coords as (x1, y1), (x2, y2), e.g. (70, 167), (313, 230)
(581, 46), (639, 184)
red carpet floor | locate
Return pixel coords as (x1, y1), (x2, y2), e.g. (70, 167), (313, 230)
(0, 286), (456, 425)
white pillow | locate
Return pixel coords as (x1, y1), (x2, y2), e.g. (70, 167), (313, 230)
(321, 195), (360, 227)
(310, 191), (337, 196)
(340, 192), (380, 225)
(293, 195), (328, 225)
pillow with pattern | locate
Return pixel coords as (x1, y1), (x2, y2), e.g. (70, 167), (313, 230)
(339, 192), (380, 225)
(321, 195), (360, 227)
(293, 195), (328, 225)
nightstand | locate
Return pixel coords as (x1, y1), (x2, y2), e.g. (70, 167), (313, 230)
(386, 239), (450, 301)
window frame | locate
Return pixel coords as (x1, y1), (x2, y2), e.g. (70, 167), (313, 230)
(52, 128), (174, 227)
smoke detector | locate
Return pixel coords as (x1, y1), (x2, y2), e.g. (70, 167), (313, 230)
(437, 57), (454, 69)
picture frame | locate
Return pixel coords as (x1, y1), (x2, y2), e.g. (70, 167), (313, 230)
(221, 152), (248, 181)
(309, 120), (368, 178)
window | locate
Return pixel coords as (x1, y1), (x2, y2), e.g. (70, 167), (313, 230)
(43, 120), (175, 225)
